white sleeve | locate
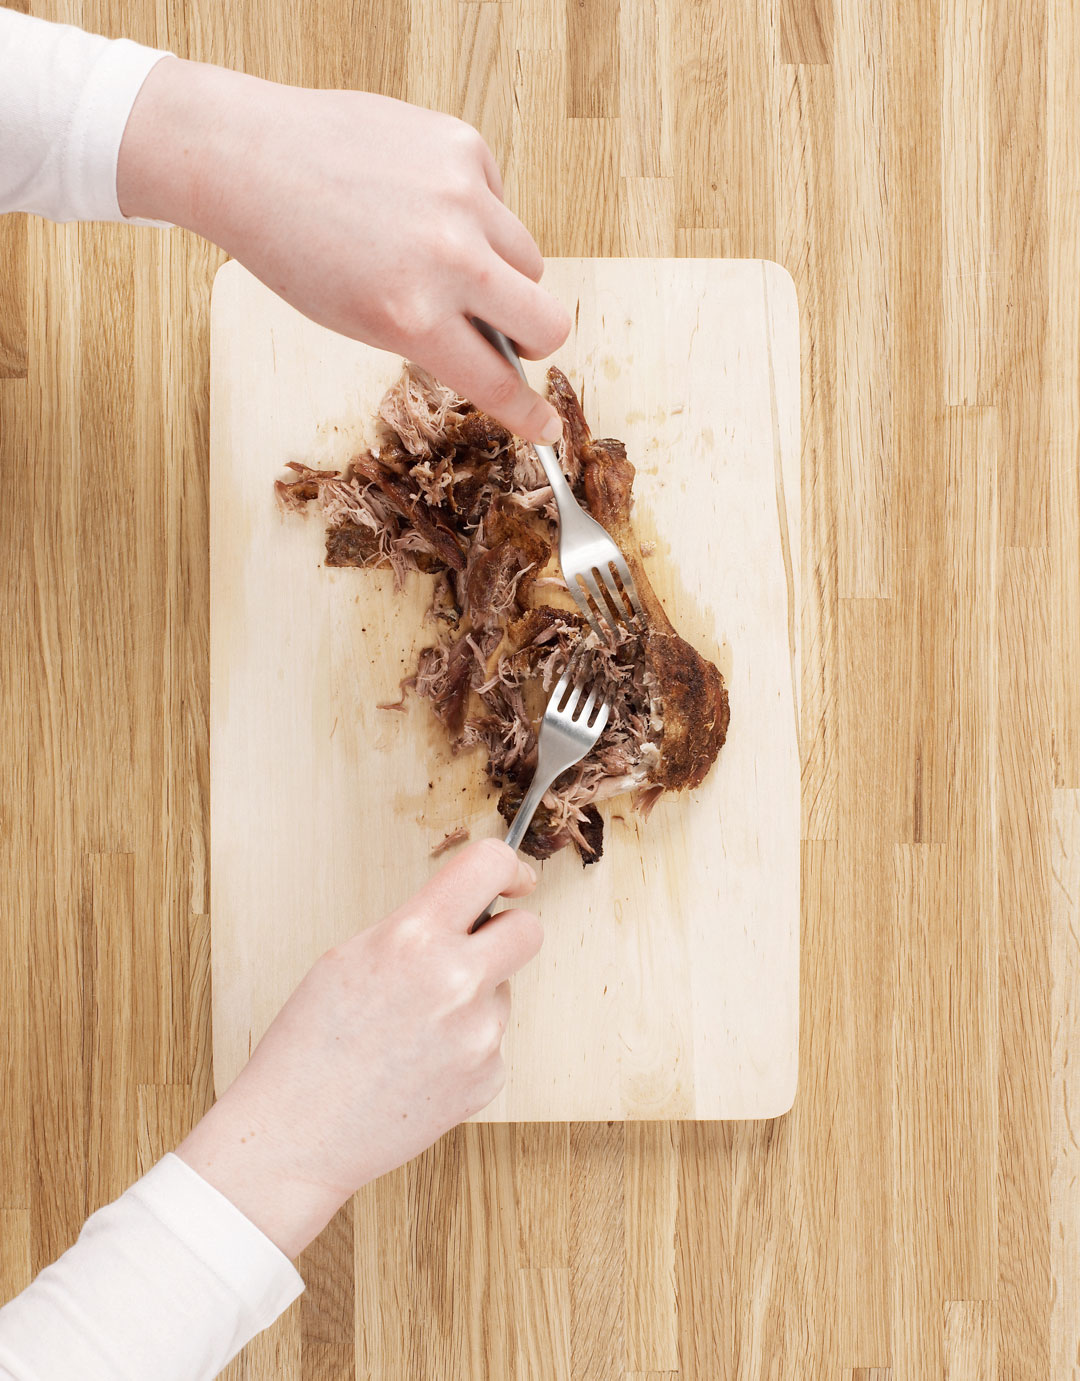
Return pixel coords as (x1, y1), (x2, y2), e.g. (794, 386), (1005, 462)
(0, 7), (174, 224)
(0, 1153), (305, 1381)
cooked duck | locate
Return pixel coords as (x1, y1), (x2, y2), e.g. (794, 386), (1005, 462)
(276, 363), (729, 863)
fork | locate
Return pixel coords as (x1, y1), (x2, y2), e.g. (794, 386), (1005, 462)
(471, 318), (645, 640)
(469, 657), (612, 933)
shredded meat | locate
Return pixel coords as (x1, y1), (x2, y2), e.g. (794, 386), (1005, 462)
(430, 825), (470, 857)
(277, 361), (728, 862)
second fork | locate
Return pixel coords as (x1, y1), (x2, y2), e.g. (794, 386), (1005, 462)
(469, 656), (611, 933)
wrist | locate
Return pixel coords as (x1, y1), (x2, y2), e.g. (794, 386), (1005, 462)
(176, 1084), (347, 1260)
(116, 57), (267, 233)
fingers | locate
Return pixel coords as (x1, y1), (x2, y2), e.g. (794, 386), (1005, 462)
(484, 196), (544, 283)
(472, 909), (545, 984)
(474, 134), (504, 201)
(412, 837), (536, 933)
(468, 255), (571, 361)
(420, 317), (564, 445)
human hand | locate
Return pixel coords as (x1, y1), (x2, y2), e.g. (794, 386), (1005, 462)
(117, 59), (570, 443)
(176, 839), (541, 1259)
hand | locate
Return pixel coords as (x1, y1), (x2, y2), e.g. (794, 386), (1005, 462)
(117, 59), (570, 443)
(176, 839), (541, 1258)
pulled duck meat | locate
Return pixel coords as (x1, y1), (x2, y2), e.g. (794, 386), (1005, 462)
(276, 361), (729, 863)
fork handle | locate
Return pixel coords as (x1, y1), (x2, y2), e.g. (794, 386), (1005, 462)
(470, 318), (579, 514)
(469, 770), (557, 934)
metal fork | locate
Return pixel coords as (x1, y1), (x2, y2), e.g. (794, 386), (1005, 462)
(472, 318), (645, 639)
(469, 657), (612, 933)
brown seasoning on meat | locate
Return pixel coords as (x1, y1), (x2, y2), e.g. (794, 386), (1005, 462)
(277, 361), (728, 863)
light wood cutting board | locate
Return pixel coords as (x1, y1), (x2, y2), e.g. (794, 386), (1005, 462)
(209, 258), (800, 1120)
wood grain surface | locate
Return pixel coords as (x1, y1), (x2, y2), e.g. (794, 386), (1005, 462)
(208, 257), (800, 1122)
(0, 0), (1077, 1376)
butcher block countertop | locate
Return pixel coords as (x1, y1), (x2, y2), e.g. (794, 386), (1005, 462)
(1, 0), (1077, 1375)
(209, 257), (801, 1123)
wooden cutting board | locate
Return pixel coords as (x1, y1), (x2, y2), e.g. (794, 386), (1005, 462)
(209, 258), (800, 1120)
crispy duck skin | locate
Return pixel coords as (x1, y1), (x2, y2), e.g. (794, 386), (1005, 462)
(546, 367), (729, 791)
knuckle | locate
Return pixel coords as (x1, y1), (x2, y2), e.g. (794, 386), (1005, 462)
(524, 394), (555, 431)
(444, 961), (478, 1006)
(436, 223), (472, 270)
(464, 836), (517, 891)
(476, 1014), (504, 1056)
(448, 172), (479, 207)
(496, 909), (543, 967)
(391, 911), (428, 955)
(389, 288), (437, 345)
(484, 368), (521, 412)
(471, 836), (514, 871)
(453, 118), (486, 156)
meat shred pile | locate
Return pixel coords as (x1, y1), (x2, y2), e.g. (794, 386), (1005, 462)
(276, 363), (728, 864)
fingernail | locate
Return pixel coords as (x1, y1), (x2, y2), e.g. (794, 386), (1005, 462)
(518, 859), (538, 887)
(538, 412), (562, 445)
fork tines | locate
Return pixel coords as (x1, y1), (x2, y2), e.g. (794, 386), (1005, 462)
(572, 559), (645, 639)
(553, 648), (609, 732)
(552, 649), (586, 713)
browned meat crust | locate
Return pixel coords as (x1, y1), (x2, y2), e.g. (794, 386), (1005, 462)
(549, 376), (730, 791)
(643, 634), (729, 790)
(326, 521), (379, 567)
(277, 362), (728, 862)
(351, 452), (466, 572)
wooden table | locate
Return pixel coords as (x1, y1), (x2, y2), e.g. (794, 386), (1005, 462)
(1, 0), (1078, 1376)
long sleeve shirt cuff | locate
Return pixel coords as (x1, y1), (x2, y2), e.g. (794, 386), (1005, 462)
(0, 8), (174, 225)
(0, 1153), (305, 1380)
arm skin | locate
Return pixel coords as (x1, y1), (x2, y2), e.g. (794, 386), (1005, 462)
(116, 63), (560, 1256)
(116, 57), (569, 444)
(177, 841), (541, 1259)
